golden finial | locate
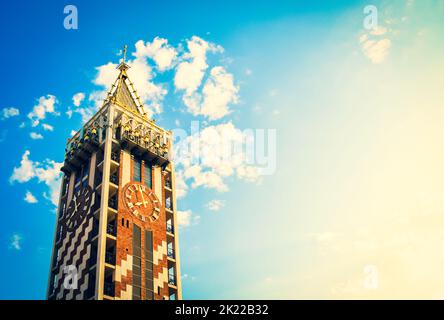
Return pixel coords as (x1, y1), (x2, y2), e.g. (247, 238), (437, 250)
(117, 44), (130, 72)
(122, 44), (127, 64)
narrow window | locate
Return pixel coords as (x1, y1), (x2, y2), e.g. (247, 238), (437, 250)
(133, 156), (141, 182)
(143, 161), (152, 188)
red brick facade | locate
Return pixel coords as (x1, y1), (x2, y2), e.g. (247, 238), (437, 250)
(114, 151), (169, 300)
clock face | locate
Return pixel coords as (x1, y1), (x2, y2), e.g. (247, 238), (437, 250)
(123, 182), (160, 222)
(63, 185), (94, 232)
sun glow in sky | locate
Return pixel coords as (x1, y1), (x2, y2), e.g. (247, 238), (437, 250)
(1, 0), (444, 299)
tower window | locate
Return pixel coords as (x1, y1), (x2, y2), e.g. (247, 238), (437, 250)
(143, 161), (152, 188)
(133, 156), (141, 182)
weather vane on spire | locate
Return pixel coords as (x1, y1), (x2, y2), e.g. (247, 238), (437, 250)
(117, 44), (130, 72)
(122, 44), (127, 64)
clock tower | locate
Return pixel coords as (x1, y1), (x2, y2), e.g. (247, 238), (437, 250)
(47, 46), (182, 300)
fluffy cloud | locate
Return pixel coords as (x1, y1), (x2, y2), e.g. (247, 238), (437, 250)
(360, 26), (391, 64)
(67, 91), (102, 124)
(86, 36), (235, 121)
(174, 36), (222, 96)
(72, 92), (85, 107)
(9, 234), (22, 250)
(175, 171), (189, 199)
(206, 199), (225, 211)
(175, 122), (260, 195)
(42, 123), (54, 131)
(10, 150), (63, 206)
(174, 37), (237, 120)
(134, 37), (177, 71)
(30, 132), (43, 140)
(177, 209), (200, 227)
(2, 107), (19, 119)
(185, 66), (239, 120)
(27, 95), (59, 127)
(24, 190), (38, 204)
(10, 151), (35, 183)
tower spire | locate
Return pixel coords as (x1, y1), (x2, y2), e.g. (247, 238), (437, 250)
(102, 45), (148, 119)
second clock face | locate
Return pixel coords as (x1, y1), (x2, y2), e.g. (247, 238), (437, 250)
(64, 185), (94, 232)
(123, 182), (160, 222)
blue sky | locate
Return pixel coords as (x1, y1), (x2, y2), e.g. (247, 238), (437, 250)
(1, 0), (444, 299)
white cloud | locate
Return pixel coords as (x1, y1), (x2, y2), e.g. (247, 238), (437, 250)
(27, 95), (59, 127)
(134, 37), (178, 71)
(72, 92), (85, 107)
(185, 66), (239, 120)
(2, 107), (19, 119)
(88, 36), (233, 121)
(177, 209), (200, 227)
(10, 150), (63, 206)
(207, 199), (225, 211)
(174, 36), (222, 96)
(42, 124), (54, 131)
(73, 105), (96, 124)
(181, 273), (197, 281)
(174, 37), (237, 120)
(67, 91), (103, 124)
(175, 170), (189, 199)
(361, 38), (392, 64)
(9, 234), (22, 250)
(184, 165), (229, 192)
(70, 130), (77, 137)
(24, 190), (38, 204)
(175, 122), (260, 195)
(30, 132), (43, 140)
(370, 26), (388, 36)
(10, 151), (34, 183)
(360, 26), (391, 64)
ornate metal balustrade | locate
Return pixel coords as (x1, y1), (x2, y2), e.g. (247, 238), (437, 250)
(61, 126), (101, 175)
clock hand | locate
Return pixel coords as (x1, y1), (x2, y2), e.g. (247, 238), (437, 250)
(138, 187), (147, 208)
